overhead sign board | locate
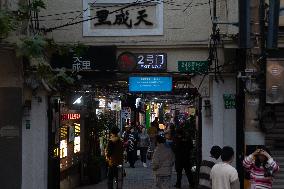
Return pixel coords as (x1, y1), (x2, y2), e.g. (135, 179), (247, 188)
(117, 52), (167, 72)
(136, 53), (167, 71)
(83, 0), (163, 36)
(129, 76), (172, 92)
(50, 46), (117, 72)
(178, 61), (209, 74)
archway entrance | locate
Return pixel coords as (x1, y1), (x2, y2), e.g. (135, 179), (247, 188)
(47, 73), (202, 189)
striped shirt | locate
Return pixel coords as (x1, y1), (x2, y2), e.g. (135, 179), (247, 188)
(198, 158), (217, 189)
(127, 133), (136, 152)
(243, 155), (280, 189)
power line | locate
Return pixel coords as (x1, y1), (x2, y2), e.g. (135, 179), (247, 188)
(40, 0), (220, 32)
(39, 1), (215, 22)
(66, 0), (97, 25)
(38, 0), (212, 20)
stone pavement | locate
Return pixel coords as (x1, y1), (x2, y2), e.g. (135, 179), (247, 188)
(76, 161), (192, 189)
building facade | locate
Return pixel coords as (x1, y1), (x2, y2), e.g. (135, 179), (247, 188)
(0, 0), (241, 188)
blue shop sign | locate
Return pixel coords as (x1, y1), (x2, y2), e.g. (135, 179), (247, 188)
(129, 76), (172, 92)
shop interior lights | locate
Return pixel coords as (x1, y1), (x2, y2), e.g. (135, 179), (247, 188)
(73, 96), (82, 104)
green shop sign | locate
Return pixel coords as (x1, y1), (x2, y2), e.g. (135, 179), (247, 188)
(178, 61), (209, 74)
(223, 94), (236, 109)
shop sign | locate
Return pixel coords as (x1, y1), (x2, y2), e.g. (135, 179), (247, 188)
(223, 94), (236, 109)
(136, 53), (167, 71)
(83, 0), (163, 36)
(50, 46), (117, 72)
(118, 52), (167, 72)
(178, 61), (209, 74)
(61, 113), (81, 120)
(129, 76), (172, 92)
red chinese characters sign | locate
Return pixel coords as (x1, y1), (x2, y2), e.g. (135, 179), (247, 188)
(61, 114), (81, 121)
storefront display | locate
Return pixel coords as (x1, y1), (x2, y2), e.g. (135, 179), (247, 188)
(60, 112), (81, 171)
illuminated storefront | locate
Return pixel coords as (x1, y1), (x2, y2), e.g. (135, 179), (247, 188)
(60, 113), (81, 171)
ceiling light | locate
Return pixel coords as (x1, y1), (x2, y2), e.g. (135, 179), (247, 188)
(73, 96), (82, 104)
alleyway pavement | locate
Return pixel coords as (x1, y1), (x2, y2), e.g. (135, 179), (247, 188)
(76, 161), (192, 189)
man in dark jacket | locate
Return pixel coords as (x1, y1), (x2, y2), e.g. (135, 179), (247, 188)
(106, 127), (124, 189)
(173, 127), (194, 188)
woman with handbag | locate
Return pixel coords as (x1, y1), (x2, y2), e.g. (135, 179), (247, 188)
(243, 147), (280, 189)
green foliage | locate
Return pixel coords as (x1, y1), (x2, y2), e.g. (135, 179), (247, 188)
(0, 10), (15, 38)
(17, 0), (46, 21)
(18, 35), (47, 58)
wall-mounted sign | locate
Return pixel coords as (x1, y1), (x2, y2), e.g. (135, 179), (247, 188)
(83, 0), (163, 36)
(178, 61), (209, 74)
(117, 52), (137, 72)
(136, 53), (167, 71)
(99, 98), (106, 108)
(223, 94), (236, 109)
(61, 113), (81, 120)
(275, 0), (284, 26)
(50, 46), (117, 72)
(266, 59), (284, 103)
(117, 52), (167, 72)
(129, 76), (172, 92)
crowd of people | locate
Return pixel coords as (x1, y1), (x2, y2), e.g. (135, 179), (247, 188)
(105, 118), (280, 189)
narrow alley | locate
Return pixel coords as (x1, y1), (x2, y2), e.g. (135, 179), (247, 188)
(76, 161), (191, 189)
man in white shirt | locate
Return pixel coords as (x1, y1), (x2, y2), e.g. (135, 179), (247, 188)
(210, 146), (240, 189)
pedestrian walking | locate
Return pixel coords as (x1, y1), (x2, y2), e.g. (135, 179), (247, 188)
(152, 117), (160, 131)
(148, 122), (158, 152)
(152, 135), (175, 189)
(243, 147), (279, 189)
(173, 128), (195, 188)
(126, 128), (137, 168)
(164, 123), (175, 149)
(122, 125), (131, 163)
(138, 127), (150, 168)
(105, 127), (124, 189)
(198, 145), (222, 189)
(210, 146), (240, 189)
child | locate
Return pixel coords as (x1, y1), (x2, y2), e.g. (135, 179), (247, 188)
(243, 147), (280, 189)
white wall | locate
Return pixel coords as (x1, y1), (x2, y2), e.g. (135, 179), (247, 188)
(22, 91), (48, 189)
(202, 76), (236, 165)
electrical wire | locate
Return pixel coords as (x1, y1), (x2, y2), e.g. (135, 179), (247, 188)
(37, 0), (214, 21)
(43, 0), (213, 32)
(38, 0), (189, 18)
(66, 0), (97, 25)
(40, 0), (218, 32)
